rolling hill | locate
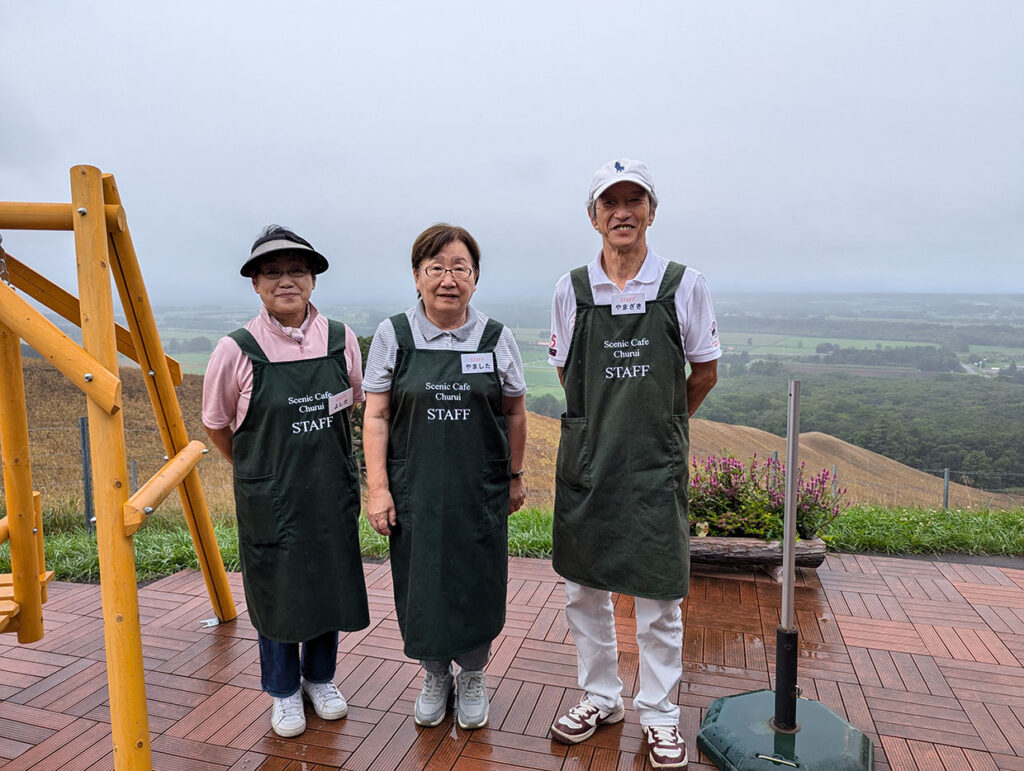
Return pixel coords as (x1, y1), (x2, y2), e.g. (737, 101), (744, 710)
(7, 360), (1020, 514)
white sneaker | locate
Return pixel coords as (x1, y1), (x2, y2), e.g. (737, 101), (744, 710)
(271, 690), (306, 737)
(301, 678), (349, 720)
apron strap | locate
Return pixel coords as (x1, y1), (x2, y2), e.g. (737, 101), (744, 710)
(327, 319), (348, 356)
(569, 266), (594, 308)
(228, 328), (269, 364)
(478, 318), (503, 351)
(656, 261), (686, 301)
(390, 313), (414, 350)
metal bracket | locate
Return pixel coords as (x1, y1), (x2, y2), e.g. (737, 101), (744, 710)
(199, 618), (219, 628)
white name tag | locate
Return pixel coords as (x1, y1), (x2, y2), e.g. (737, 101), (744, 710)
(461, 352), (495, 374)
(328, 388), (353, 415)
(611, 294), (646, 315)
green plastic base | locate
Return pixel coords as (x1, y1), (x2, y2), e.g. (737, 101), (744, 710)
(697, 690), (872, 770)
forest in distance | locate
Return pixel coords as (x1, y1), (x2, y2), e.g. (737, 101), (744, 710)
(36, 292), (1024, 493)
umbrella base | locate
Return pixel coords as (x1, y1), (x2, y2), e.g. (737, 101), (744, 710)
(697, 689), (872, 770)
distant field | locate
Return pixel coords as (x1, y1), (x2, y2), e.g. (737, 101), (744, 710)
(719, 332), (939, 353)
(784, 363), (933, 378)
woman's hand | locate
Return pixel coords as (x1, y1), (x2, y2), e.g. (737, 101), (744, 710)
(508, 476), (526, 516)
(367, 488), (397, 536)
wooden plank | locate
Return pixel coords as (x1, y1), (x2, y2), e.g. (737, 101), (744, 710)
(0, 558), (1022, 769)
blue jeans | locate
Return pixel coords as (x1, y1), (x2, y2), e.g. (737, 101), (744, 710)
(258, 630), (339, 697)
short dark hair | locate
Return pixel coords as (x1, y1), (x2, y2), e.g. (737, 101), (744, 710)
(410, 224), (480, 274)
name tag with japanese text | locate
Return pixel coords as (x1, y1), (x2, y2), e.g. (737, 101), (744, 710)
(461, 352), (495, 374)
(611, 294), (646, 315)
(328, 388), (353, 415)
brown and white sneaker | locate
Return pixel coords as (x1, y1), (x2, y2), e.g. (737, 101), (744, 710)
(642, 725), (688, 768)
(550, 699), (625, 744)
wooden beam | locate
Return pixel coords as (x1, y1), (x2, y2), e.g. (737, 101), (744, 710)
(0, 280), (122, 415)
(0, 201), (125, 232)
(123, 441), (207, 536)
(0, 571), (55, 587)
(0, 321), (44, 642)
(71, 164), (152, 770)
(4, 251), (183, 385)
(103, 172), (236, 623)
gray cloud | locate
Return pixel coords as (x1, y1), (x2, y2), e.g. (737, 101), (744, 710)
(2, 0), (1021, 308)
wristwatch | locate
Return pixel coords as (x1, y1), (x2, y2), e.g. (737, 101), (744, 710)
(510, 469), (526, 479)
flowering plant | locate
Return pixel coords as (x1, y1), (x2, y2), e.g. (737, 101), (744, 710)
(688, 454), (847, 540)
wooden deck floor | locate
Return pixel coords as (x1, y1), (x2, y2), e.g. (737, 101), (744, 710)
(2, 554), (1024, 770)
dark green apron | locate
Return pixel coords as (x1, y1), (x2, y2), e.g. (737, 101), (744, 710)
(230, 320), (369, 642)
(554, 262), (691, 600)
(386, 313), (510, 660)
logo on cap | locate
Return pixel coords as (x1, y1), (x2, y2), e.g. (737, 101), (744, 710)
(615, 161), (624, 172)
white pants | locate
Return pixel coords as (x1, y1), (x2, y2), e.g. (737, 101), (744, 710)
(564, 580), (683, 726)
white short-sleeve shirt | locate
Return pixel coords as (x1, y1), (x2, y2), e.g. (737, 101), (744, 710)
(548, 249), (721, 367)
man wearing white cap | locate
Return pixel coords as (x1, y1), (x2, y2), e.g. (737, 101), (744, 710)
(547, 159), (720, 768)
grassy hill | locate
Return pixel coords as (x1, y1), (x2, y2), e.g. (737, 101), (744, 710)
(9, 359), (1020, 515)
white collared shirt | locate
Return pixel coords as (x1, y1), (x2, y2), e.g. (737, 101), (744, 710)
(547, 249), (721, 367)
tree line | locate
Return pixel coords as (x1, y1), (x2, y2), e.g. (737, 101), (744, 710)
(700, 371), (1024, 490)
(725, 314), (1024, 350)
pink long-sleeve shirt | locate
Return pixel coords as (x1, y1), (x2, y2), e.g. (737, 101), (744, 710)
(202, 304), (364, 432)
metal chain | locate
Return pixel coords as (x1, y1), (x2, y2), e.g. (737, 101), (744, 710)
(0, 233), (9, 284)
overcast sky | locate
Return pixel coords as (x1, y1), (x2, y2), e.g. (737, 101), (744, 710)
(3, 1), (1022, 310)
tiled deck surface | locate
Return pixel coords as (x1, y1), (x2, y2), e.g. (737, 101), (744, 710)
(2, 554), (1024, 770)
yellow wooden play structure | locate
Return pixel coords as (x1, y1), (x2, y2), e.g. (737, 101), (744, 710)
(0, 165), (236, 770)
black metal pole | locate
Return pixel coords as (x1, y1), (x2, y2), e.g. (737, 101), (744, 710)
(773, 625), (799, 731)
(79, 415), (95, 533)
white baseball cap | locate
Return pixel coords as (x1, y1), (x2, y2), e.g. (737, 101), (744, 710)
(588, 158), (658, 208)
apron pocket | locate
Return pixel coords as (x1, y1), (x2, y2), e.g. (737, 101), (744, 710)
(387, 459), (411, 532)
(479, 457), (510, 534)
(556, 416), (592, 489)
(234, 473), (281, 545)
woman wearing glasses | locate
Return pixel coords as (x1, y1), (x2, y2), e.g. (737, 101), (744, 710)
(202, 226), (369, 738)
(362, 223), (527, 730)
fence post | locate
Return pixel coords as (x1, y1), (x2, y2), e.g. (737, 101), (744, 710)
(770, 450), (778, 489)
(79, 415), (95, 532)
(832, 464), (838, 495)
(943, 468), (950, 510)
(130, 459), (138, 493)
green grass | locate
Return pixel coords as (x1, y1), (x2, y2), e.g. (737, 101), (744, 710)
(0, 504), (559, 581)
(3, 503), (1020, 583)
(822, 506), (1024, 556)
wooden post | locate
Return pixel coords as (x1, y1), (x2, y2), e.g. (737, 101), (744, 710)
(71, 165), (152, 770)
(0, 321), (44, 643)
(102, 173), (236, 623)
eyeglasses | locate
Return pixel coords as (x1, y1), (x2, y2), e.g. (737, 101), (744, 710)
(259, 267), (311, 280)
(421, 265), (475, 280)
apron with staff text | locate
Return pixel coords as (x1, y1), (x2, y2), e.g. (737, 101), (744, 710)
(553, 262), (691, 600)
(230, 320), (369, 642)
(386, 313), (510, 660)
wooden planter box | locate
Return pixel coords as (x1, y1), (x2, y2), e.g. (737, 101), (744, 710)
(690, 536), (827, 572)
